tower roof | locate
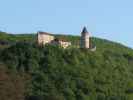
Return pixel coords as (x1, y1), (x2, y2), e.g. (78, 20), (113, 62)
(81, 27), (89, 36)
(82, 27), (88, 33)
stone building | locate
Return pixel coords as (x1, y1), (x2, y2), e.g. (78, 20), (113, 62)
(51, 38), (71, 48)
(80, 27), (90, 48)
(37, 31), (54, 45)
(37, 31), (71, 48)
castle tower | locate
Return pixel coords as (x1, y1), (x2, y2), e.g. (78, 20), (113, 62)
(80, 27), (90, 48)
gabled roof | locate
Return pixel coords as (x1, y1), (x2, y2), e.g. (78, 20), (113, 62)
(37, 31), (53, 36)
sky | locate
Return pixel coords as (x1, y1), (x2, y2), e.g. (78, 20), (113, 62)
(0, 0), (133, 48)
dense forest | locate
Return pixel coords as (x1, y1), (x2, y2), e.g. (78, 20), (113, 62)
(0, 32), (133, 100)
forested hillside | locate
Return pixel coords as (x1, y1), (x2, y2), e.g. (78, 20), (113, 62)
(0, 31), (133, 100)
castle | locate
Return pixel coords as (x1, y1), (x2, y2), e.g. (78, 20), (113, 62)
(37, 27), (92, 49)
(37, 32), (71, 48)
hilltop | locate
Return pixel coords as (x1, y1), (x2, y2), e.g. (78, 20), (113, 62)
(0, 31), (133, 100)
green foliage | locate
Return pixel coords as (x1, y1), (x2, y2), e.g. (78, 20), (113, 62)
(0, 31), (35, 42)
(0, 33), (133, 100)
(0, 42), (40, 73)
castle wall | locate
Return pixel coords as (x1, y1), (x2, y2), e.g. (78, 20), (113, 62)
(84, 35), (90, 48)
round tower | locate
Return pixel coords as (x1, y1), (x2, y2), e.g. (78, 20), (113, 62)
(80, 27), (90, 48)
